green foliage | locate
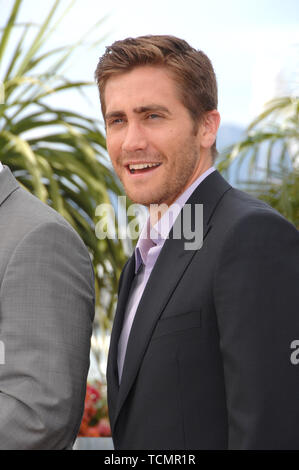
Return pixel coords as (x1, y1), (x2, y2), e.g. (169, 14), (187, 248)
(218, 96), (299, 228)
(257, 172), (299, 228)
(0, 0), (130, 370)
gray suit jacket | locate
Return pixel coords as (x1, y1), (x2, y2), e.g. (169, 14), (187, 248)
(0, 166), (95, 449)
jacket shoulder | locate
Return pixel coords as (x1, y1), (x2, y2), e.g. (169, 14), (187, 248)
(0, 186), (90, 264)
(215, 186), (297, 231)
(3, 186), (80, 236)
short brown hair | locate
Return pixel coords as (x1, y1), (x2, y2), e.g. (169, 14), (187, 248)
(95, 35), (218, 159)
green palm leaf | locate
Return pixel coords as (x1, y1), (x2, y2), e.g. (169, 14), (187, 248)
(218, 95), (299, 227)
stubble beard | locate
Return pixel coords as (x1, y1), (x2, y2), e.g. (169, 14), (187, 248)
(118, 140), (200, 208)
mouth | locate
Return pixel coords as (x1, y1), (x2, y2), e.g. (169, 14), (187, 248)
(126, 162), (162, 175)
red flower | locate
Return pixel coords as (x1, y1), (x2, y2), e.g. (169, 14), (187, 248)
(98, 418), (111, 437)
(78, 380), (111, 437)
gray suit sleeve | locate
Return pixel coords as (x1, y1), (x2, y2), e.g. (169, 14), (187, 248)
(0, 221), (95, 449)
(214, 210), (299, 449)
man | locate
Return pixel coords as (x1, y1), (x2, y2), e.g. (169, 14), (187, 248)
(0, 162), (95, 449)
(95, 35), (299, 449)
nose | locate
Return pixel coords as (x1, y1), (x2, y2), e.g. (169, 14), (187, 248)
(121, 121), (147, 153)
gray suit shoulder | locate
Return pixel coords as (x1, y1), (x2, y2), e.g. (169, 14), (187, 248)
(0, 187), (93, 282)
(16, 187), (74, 227)
(5, 186), (86, 246)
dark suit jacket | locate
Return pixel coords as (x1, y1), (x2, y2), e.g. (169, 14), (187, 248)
(107, 170), (299, 450)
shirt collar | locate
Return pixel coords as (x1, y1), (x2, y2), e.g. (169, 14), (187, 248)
(134, 166), (216, 272)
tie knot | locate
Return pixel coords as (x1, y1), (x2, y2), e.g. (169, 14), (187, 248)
(138, 236), (156, 266)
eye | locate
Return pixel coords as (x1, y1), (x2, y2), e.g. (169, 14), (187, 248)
(147, 113), (160, 120)
(107, 117), (124, 127)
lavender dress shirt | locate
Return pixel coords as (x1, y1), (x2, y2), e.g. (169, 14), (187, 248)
(117, 166), (216, 382)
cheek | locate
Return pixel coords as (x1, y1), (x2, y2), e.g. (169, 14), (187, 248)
(150, 130), (176, 159)
(106, 137), (120, 164)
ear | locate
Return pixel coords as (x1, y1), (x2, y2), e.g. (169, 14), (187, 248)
(197, 110), (221, 149)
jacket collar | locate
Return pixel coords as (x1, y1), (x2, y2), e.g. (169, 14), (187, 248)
(0, 165), (20, 207)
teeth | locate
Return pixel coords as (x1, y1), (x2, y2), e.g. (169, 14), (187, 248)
(129, 162), (160, 170)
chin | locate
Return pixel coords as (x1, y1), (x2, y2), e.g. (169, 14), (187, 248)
(128, 195), (151, 206)
(124, 190), (153, 206)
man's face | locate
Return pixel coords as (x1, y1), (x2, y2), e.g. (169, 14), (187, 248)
(104, 65), (210, 207)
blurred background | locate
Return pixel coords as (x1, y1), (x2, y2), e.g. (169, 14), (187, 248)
(1, 0), (298, 439)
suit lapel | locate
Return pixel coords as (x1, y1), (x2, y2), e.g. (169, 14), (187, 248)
(106, 255), (135, 424)
(110, 170), (232, 432)
(0, 165), (20, 207)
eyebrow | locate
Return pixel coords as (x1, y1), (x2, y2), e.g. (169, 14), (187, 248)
(105, 104), (171, 121)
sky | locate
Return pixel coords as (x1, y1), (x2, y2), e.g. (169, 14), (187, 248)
(1, 0), (299, 128)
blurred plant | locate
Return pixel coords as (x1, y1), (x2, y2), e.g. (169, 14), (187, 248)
(0, 0), (131, 379)
(78, 380), (111, 437)
(218, 96), (299, 228)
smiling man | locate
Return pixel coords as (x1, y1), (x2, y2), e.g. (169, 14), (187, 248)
(95, 35), (299, 450)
